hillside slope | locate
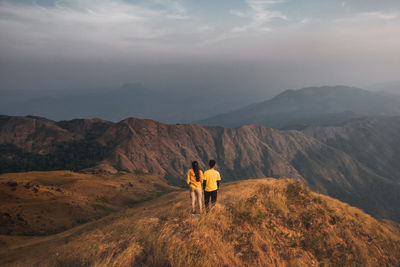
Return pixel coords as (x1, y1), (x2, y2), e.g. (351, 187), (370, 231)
(196, 86), (400, 128)
(0, 171), (177, 235)
(1, 179), (399, 267)
(2, 115), (400, 222)
(304, 117), (400, 182)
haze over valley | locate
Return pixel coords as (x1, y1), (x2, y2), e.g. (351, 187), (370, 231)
(0, 83), (261, 123)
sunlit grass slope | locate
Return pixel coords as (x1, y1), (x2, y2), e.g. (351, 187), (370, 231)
(1, 178), (400, 266)
(0, 171), (177, 235)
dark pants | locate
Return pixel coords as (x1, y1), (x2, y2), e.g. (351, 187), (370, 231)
(204, 190), (218, 210)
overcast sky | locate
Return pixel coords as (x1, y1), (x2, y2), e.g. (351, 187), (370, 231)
(0, 0), (399, 95)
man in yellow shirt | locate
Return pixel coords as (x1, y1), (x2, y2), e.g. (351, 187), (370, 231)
(203, 159), (221, 210)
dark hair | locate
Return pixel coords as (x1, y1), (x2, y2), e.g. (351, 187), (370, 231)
(192, 161), (200, 182)
(209, 159), (216, 168)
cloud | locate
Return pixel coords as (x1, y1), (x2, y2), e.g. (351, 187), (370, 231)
(0, 0), (202, 60)
(230, 9), (247, 17)
(202, 0), (288, 45)
(147, 0), (190, 19)
(362, 11), (397, 20)
(0, 0), (400, 92)
(232, 0), (288, 33)
(300, 17), (311, 24)
(333, 10), (399, 24)
(197, 25), (213, 32)
(2, 0), (398, 57)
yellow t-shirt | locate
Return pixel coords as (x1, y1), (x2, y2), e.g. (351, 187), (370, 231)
(187, 169), (204, 190)
(203, 169), (221, 192)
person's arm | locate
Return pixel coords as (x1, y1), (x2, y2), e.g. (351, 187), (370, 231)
(187, 171), (191, 185)
(217, 172), (221, 189)
(217, 180), (220, 189)
(202, 171), (207, 190)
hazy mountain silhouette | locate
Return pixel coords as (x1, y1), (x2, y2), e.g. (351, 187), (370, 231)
(2, 115), (400, 222)
(196, 86), (400, 128)
(368, 80), (400, 95)
(0, 83), (258, 123)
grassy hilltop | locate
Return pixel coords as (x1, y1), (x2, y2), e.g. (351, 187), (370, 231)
(1, 176), (400, 267)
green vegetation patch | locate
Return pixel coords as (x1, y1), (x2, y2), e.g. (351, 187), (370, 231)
(0, 139), (114, 173)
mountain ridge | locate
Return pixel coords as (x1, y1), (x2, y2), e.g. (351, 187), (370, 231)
(196, 86), (400, 128)
(2, 114), (400, 222)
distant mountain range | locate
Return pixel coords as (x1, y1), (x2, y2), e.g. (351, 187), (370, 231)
(4, 85), (400, 128)
(2, 114), (400, 223)
(0, 83), (259, 123)
(196, 86), (400, 128)
(368, 80), (400, 95)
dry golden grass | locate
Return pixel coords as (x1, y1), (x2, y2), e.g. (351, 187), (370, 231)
(1, 178), (400, 267)
(0, 171), (177, 236)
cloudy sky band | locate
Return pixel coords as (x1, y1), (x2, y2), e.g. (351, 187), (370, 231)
(0, 0), (399, 92)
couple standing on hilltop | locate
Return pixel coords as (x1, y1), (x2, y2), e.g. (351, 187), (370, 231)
(187, 160), (221, 214)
